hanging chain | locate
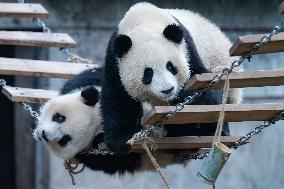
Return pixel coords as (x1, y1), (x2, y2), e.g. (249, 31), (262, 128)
(158, 21), (284, 125)
(128, 21), (284, 159)
(1, 79), (39, 120)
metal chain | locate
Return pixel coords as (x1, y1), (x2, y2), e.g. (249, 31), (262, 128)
(1, 79), (39, 120)
(130, 21), (284, 159)
(158, 21), (284, 126)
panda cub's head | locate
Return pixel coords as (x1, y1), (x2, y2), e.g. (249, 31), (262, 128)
(113, 3), (190, 104)
(33, 86), (102, 160)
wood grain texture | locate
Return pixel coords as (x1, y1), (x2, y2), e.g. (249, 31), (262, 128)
(0, 57), (98, 78)
(131, 136), (247, 150)
(0, 31), (76, 48)
(142, 103), (284, 125)
(280, 1), (284, 14)
(1, 86), (57, 103)
(0, 3), (48, 18)
(185, 70), (284, 91)
(230, 32), (284, 56)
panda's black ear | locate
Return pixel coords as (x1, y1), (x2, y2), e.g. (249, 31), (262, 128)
(81, 86), (99, 106)
(163, 24), (183, 44)
(113, 34), (132, 58)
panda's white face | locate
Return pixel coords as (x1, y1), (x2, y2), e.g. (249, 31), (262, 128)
(118, 38), (189, 104)
(115, 3), (190, 104)
(33, 88), (102, 160)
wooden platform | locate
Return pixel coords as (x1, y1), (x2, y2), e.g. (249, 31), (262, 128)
(131, 136), (248, 150)
(0, 3), (48, 18)
(230, 32), (284, 56)
(1, 86), (57, 104)
(0, 57), (97, 79)
(0, 31), (76, 48)
(280, 1), (284, 14)
(185, 70), (284, 91)
(142, 103), (284, 125)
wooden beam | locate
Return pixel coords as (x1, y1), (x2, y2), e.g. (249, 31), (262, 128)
(131, 136), (247, 150)
(0, 57), (98, 79)
(0, 3), (48, 18)
(1, 86), (57, 104)
(185, 70), (284, 91)
(0, 31), (76, 48)
(142, 103), (284, 125)
(230, 32), (284, 56)
(280, 1), (284, 14)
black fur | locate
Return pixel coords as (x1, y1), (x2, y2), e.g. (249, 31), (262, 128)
(81, 86), (100, 106)
(142, 68), (154, 85)
(75, 133), (142, 175)
(102, 31), (143, 154)
(101, 18), (230, 154)
(60, 68), (103, 95)
(163, 24), (184, 44)
(113, 34), (132, 58)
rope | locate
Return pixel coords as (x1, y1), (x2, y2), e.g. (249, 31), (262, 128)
(67, 54), (93, 64)
(141, 142), (172, 189)
(213, 71), (230, 144)
(64, 160), (86, 185)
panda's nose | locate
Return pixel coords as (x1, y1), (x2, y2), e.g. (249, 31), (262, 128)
(41, 130), (49, 142)
(161, 87), (174, 94)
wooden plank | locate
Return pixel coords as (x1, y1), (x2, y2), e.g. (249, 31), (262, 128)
(1, 86), (57, 104)
(230, 32), (284, 56)
(131, 136), (247, 150)
(142, 103), (284, 125)
(185, 70), (284, 91)
(0, 3), (48, 18)
(280, 1), (284, 14)
(0, 57), (98, 79)
(0, 31), (76, 48)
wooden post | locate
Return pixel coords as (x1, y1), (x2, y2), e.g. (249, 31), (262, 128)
(198, 143), (232, 185)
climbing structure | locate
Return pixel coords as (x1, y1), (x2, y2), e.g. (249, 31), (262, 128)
(0, 2), (284, 153)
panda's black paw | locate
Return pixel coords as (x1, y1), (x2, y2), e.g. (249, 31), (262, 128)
(107, 140), (131, 154)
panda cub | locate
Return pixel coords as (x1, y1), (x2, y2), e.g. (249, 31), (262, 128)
(33, 69), (185, 175)
(101, 2), (242, 153)
(33, 69), (103, 160)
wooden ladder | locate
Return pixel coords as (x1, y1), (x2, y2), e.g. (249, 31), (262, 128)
(1, 2), (284, 153)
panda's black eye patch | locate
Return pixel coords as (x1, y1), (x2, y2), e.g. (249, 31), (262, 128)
(166, 61), (178, 75)
(52, 113), (66, 124)
(58, 135), (72, 147)
(142, 68), (153, 85)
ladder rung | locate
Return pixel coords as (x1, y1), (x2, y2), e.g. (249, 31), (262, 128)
(0, 31), (76, 48)
(230, 32), (284, 56)
(131, 136), (248, 150)
(142, 104), (284, 125)
(280, 1), (284, 14)
(185, 70), (284, 91)
(0, 3), (48, 18)
(1, 86), (57, 103)
(0, 57), (98, 78)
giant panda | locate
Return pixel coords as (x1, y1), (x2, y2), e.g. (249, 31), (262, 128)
(101, 2), (242, 154)
(33, 69), (188, 175)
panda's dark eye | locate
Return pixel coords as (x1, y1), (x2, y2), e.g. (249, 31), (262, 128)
(166, 61), (178, 75)
(142, 68), (153, 85)
(52, 113), (66, 124)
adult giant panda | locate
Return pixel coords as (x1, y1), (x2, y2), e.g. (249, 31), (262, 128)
(101, 2), (242, 153)
(33, 69), (187, 175)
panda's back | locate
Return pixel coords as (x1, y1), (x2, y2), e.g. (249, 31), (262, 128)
(60, 68), (103, 95)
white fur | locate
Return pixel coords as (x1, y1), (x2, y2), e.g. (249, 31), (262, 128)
(117, 2), (242, 104)
(33, 88), (102, 160)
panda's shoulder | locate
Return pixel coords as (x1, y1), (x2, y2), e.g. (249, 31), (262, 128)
(60, 68), (103, 95)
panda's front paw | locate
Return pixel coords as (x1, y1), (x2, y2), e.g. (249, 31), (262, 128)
(107, 140), (131, 154)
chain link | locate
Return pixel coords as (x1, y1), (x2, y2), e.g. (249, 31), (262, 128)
(158, 22), (284, 126)
(21, 102), (40, 120)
